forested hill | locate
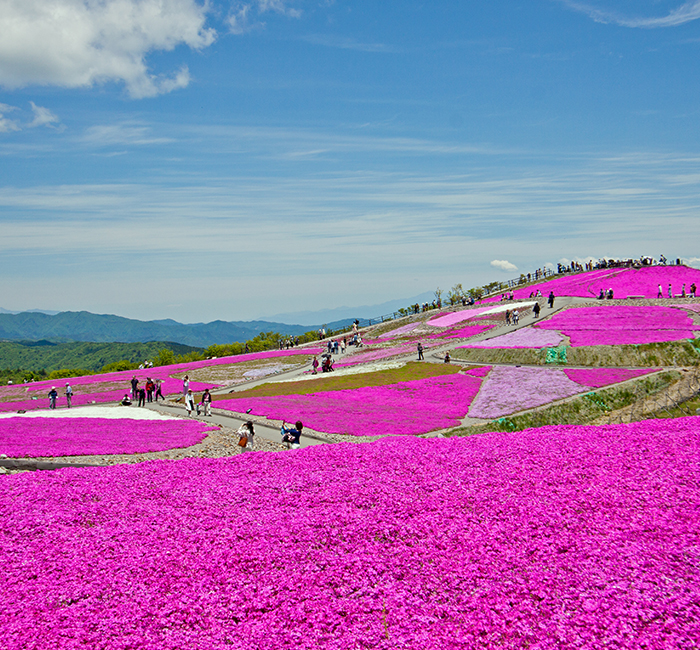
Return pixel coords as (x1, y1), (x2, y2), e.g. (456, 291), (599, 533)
(0, 340), (203, 374)
(0, 311), (313, 347)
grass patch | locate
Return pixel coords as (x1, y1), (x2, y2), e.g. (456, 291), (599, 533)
(452, 339), (700, 367)
(213, 361), (463, 400)
(448, 370), (680, 436)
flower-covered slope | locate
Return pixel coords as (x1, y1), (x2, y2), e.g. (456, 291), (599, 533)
(507, 265), (700, 300)
(2, 419), (699, 649)
(535, 305), (699, 347)
(215, 373), (484, 436)
(468, 366), (657, 419)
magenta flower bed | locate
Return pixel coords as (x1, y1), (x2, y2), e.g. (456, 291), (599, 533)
(535, 305), (699, 346)
(505, 265), (700, 300)
(0, 417), (215, 457)
(460, 327), (564, 349)
(563, 368), (658, 388)
(2, 419), (699, 649)
(463, 366), (492, 377)
(215, 373), (484, 436)
(469, 366), (586, 419)
(431, 324), (494, 339)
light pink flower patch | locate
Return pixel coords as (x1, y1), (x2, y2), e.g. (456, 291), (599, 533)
(377, 322), (420, 338)
(535, 305), (699, 346)
(563, 368), (658, 388)
(0, 417), (215, 457)
(215, 373), (484, 436)
(673, 303), (700, 313)
(427, 307), (492, 327)
(460, 327), (564, 349)
(469, 366), (587, 418)
(2, 419), (699, 649)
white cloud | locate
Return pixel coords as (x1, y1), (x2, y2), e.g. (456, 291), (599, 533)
(28, 102), (61, 129)
(561, 1), (700, 28)
(491, 259), (518, 272)
(0, 0), (216, 98)
(227, 0), (300, 34)
(0, 103), (20, 133)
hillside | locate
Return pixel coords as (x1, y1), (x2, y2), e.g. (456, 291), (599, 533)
(0, 340), (203, 374)
(0, 311), (317, 347)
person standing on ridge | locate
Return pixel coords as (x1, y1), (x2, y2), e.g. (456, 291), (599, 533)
(417, 342), (424, 360)
(65, 383), (73, 408)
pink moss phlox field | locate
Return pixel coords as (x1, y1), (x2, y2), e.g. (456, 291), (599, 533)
(2, 420), (699, 649)
(428, 307), (492, 327)
(463, 366), (492, 377)
(376, 322), (420, 338)
(0, 417), (215, 457)
(505, 265), (700, 300)
(563, 368), (658, 388)
(431, 324), (494, 339)
(334, 341), (443, 368)
(0, 348), (321, 410)
(469, 366), (588, 418)
(459, 327), (564, 349)
(215, 373), (483, 436)
(535, 305), (699, 346)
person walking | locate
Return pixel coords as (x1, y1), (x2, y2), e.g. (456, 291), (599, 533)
(201, 388), (212, 416)
(691, 283), (697, 298)
(131, 376), (139, 401)
(548, 291), (555, 308)
(154, 379), (164, 402)
(182, 375), (190, 397)
(138, 387), (146, 408)
(184, 389), (195, 416)
(65, 383), (73, 408)
(657, 284), (663, 299)
(312, 356), (319, 374)
(417, 342), (424, 360)
(533, 302), (541, 318)
(668, 283), (672, 299)
(48, 387), (58, 410)
(281, 420), (303, 450)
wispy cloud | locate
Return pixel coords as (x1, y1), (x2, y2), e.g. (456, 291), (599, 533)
(28, 102), (61, 129)
(227, 0), (301, 34)
(561, 0), (700, 28)
(0, 103), (20, 133)
(81, 123), (174, 147)
(301, 34), (401, 53)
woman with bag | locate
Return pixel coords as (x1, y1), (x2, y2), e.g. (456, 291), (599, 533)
(236, 421), (255, 450)
(280, 420), (303, 450)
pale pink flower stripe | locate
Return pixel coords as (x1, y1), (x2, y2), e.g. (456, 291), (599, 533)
(469, 366), (588, 419)
(432, 324), (494, 339)
(428, 307), (492, 327)
(215, 374), (484, 436)
(0, 417), (215, 457)
(563, 368), (658, 388)
(376, 322), (420, 338)
(673, 303), (700, 313)
(507, 265), (700, 300)
(535, 305), (699, 347)
(460, 327), (564, 349)
(2, 419), (699, 649)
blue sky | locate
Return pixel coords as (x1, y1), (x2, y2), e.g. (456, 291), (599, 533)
(1, 0), (700, 323)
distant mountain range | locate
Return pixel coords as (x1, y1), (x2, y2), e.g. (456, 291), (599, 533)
(0, 311), (341, 348)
